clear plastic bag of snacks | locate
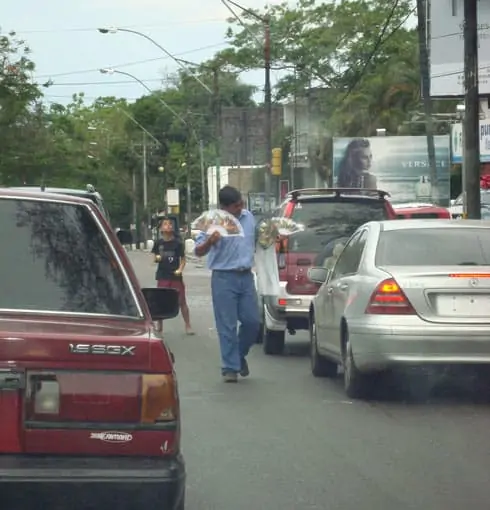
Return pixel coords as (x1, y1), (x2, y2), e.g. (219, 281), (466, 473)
(255, 245), (280, 296)
(255, 217), (304, 296)
(193, 209), (244, 236)
(271, 217), (305, 236)
(256, 216), (304, 249)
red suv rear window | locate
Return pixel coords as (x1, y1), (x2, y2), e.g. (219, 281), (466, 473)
(288, 197), (389, 253)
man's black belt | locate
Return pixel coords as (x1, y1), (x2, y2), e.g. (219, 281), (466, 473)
(213, 268), (252, 273)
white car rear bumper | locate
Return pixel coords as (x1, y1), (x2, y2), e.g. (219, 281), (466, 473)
(348, 319), (490, 372)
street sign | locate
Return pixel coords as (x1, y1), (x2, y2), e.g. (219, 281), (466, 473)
(166, 188), (180, 206)
(451, 122), (490, 163)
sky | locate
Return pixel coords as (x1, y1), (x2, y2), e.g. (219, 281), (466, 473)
(2, 0), (284, 106)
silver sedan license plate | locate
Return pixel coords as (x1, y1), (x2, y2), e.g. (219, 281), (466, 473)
(436, 294), (490, 316)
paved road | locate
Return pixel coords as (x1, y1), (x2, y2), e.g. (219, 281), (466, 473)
(131, 252), (490, 510)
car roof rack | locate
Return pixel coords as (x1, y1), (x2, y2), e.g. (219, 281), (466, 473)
(288, 188), (390, 200)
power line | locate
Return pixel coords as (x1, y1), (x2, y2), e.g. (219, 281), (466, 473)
(43, 94), (137, 102)
(341, 0), (405, 102)
(432, 64), (490, 79)
(432, 27), (489, 41)
(13, 18), (226, 34)
(34, 41), (228, 80)
(46, 78), (166, 86)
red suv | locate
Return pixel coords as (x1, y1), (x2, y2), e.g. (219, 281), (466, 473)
(256, 188), (396, 355)
(392, 202), (451, 219)
(0, 189), (185, 510)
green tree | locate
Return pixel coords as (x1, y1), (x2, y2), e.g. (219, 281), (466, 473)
(0, 30), (48, 183)
(42, 94), (136, 225)
(218, 0), (419, 135)
(127, 65), (257, 218)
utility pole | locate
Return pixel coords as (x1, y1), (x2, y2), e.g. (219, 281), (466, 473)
(186, 163), (192, 235)
(142, 131), (149, 247)
(416, 0), (438, 203)
(463, 0), (481, 219)
(292, 66), (298, 191)
(183, 127), (192, 233)
(199, 139), (206, 210)
(264, 15), (273, 210)
(132, 168), (137, 248)
(220, 0), (274, 209)
(213, 67), (221, 207)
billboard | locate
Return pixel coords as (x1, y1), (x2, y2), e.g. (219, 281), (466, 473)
(430, 0), (490, 96)
(332, 136), (451, 205)
(451, 121), (490, 163)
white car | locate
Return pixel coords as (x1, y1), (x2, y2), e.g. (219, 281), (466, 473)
(448, 190), (490, 219)
(308, 219), (490, 399)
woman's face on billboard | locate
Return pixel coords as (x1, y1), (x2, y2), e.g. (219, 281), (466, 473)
(349, 146), (372, 171)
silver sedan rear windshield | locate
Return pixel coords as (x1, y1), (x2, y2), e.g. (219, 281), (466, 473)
(376, 228), (490, 266)
(0, 197), (140, 317)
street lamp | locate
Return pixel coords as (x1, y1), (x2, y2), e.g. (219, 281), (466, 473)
(99, 28), (220, 206)
(99, 68), (187, 125)
(97, 26), (212, 94)
(101, 67), (176, 246)
(100, 67), (205, 223)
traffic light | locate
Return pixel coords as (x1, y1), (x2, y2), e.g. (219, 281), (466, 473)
(271, 147), (282, 176)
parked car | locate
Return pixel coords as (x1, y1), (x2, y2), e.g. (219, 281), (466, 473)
(9, 184), (110, 222)
(256, 188), (396, 355)
(392, 202), (451, 219)
(449, 189), (490, 219)
(308, 219), (490, 400)
(0, 188), (185, 509)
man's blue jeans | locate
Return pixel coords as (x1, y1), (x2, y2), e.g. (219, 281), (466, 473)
(211, 270), (260, 373)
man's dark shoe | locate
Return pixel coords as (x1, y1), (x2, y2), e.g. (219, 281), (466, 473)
(222, 371), (238, 383)
(240, 359), (249, 377)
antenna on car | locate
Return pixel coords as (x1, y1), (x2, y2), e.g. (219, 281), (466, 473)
(86, 184), (96, 193)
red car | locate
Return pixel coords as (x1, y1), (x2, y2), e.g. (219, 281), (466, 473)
(393, 202), (451, 219)
(0, 189), (185, 509)
(256, 188), (396, 355)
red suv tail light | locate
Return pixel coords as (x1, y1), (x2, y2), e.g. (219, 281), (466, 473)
(365, 278), (415, 315)
(25, 371), (179, 425)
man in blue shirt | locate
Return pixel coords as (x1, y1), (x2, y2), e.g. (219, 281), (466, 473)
(195, 185), (260, 382)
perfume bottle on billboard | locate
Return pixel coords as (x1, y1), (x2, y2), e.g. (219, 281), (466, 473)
(415, 175), (432, 200)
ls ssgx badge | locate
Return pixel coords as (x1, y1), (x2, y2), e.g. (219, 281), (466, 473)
(69, 344), (136, 356)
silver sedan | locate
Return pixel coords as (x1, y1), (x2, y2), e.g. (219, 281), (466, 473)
(308, 219), (490, 399)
